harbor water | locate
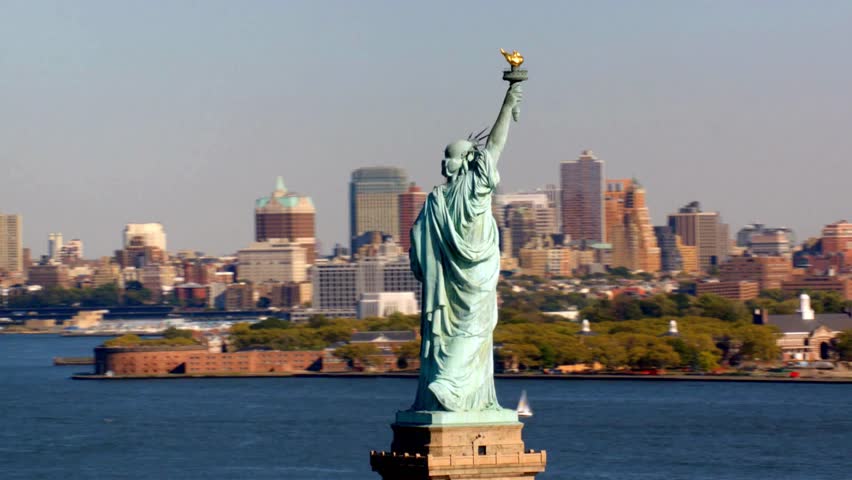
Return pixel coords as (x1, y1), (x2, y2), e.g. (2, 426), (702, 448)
(1, 335), (850, 479)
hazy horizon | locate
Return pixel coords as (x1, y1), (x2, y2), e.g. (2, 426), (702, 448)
(3, 1), (852, 257)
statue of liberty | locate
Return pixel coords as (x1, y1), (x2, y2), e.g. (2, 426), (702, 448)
(409, 52), (525, 413)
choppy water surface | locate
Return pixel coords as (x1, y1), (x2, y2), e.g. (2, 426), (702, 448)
(1, 335), (850, 479)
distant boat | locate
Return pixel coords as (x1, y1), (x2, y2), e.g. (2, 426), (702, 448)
(517, 390), (533, 417)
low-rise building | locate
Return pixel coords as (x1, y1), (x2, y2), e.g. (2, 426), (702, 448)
(695, 280), (759, 301)
(358, 292), (418, 319)
(754, 294), (852, 361)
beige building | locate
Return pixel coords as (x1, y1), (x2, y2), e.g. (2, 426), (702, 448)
(237, 240), (307, 284)
(93, 257), (123, 288)
(0, 214), (23, 274)
(124, 223), (167, 252)
(518, 235), (576, 278)
(607, 179), (660, 273)
(667, 201), (729, 272)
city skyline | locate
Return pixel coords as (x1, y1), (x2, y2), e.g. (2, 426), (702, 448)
(4, 2), (852, 256)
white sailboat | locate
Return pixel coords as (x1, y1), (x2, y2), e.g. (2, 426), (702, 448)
(516, 390), (533, 417)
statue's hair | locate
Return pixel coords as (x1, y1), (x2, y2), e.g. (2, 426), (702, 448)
(467, 127), (490, 151)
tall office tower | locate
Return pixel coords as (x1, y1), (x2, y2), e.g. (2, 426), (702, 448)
(667, 201), (730, 272)
(654, 226), (683, 273)
(604, 179), (632, 243)
(0, 214), (23, 274)
(349, 166), (408, 250)
(254, 176), (317, 264)
(560, 150), (604, 243)
(398, 183), (428, 251)
(608, 180), (661, 272)
(508, 206), (537, 259)
(124, 223), (167, 251)
(48, 233), (63, 261)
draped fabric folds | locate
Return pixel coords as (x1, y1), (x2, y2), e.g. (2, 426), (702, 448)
(409, 149), (502, 412)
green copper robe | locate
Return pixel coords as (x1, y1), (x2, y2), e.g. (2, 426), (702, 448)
(410, 149), (502, 412)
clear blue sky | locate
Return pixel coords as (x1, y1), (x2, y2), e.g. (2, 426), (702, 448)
(3, 1), (852, 257)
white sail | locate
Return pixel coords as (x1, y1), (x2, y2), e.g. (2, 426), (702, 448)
(517, 390), (533, 417)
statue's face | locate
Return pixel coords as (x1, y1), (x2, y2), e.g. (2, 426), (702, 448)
(442, 140), (475, 178)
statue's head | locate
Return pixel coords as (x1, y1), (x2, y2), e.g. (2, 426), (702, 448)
(442, 139), (475, 179)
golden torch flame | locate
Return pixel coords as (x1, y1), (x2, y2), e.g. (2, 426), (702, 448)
(500, 48), (524, 68)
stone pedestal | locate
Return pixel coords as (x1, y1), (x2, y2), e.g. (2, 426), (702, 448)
(370, 410), (546, 479)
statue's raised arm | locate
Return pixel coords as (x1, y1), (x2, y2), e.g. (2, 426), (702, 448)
(486, 49), (528, 162)
(485, 83), (523, 162)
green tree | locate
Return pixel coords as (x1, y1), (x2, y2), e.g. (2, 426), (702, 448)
(695, 294), (748, 322)
(163, 327), (194, 339)
(333, 343), (381, 367)
(732, 324), (781, 362)
(833, 330), (852, 361)
(250, 318), (290, 330)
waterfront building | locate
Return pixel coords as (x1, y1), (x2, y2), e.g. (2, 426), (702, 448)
(27, 263), (71, 289)
(667, 201), (729, 272)
(719, 255), (793, 291)
(560, 150), (604, 243)
(398, 183), (428, 252)
(358, 292), (418, 319)
(312, 237), (419, 317)
(94, 346), (323, 376)
(349, 166), (408, 250)
(254, 176), (317, 264)
(607, 179), (660, 273)
(754, 297), (852, 361)
(48, 233), (63, 262)
(0, 213), (23, 274)
(174, 283), (208, 307)
(124, 223), (167, 252)
(92, 257), (123, 288)
(257, 281), (312, 308)
(236, 240), (307, 284)
(139, 264), (176, 301)
(224, 282), (255, 310)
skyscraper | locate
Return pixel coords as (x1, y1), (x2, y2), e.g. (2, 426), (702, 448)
(608, 179), (660, 272)
(560, 150), (604, 243)
(667, 201), (730, 272)
(48, 233), (63, 261)
(349, 166), (408, 249)
(0, 214), (23, 274)
(398, 183), (428, 251)
(255, 176), (317, 263)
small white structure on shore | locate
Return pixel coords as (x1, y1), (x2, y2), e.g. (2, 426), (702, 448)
(667, 320), (679, 336)
(799, 293), (815, 320)
(579, 319), (594, 336)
